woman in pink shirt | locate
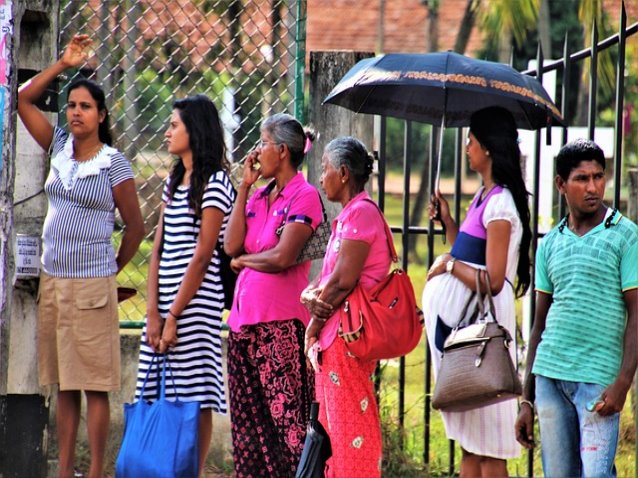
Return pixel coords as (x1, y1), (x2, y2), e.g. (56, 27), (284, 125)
(223, 113), (323, 477)
(302, 137), (393, 478)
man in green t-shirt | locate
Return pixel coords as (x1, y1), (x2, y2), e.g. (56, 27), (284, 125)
(514, 139), (638, 477)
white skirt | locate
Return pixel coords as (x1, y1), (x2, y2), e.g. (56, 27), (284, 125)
(422, 266), (522, 460)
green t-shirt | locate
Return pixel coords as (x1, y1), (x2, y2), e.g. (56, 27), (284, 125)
(533, 209), (638, 387)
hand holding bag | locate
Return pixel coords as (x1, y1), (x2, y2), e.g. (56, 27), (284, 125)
(431, 270), (522, 412)
(337, 199), (424, 361)
(115, 354), (200, 478)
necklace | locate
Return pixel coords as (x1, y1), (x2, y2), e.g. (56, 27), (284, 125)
(74, 142), (103, 162)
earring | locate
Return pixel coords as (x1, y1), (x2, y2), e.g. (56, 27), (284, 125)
(486, 151), (490, 156)
(341, 179), (346, 183)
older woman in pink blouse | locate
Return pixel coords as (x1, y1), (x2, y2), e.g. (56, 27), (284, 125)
(224, 113), (323, 477)
(302, 136), (392, 478)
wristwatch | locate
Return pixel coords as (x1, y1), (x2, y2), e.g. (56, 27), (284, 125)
(446, 258), (456, 273)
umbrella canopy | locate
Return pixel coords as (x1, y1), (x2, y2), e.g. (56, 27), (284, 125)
(323, 51), (563, 130)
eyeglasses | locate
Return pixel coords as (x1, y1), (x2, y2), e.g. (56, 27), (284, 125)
(259, 140), (280, 149)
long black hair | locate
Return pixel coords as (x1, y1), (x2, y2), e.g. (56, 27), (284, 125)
(470, 106), (532, 297)
(67, 78), (112, 145)
(167, 94), (228, 216)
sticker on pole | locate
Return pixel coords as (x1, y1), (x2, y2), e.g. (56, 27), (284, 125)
(15, 234), (40, 279)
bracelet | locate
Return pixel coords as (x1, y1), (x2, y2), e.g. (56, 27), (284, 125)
(519, 399), (534, 411)
(167, 310), (178, 319)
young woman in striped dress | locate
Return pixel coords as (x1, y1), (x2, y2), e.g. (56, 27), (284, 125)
(17, 34), (144, 478)
(134, 94), (236, 477)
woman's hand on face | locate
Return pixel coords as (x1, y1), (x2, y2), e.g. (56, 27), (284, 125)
(146, 309), (163, 352)
(428, 190), (451, 224)
(427, 252), (453, 280)
(61, 34), (93, 68)
(242, 150), (261, 188)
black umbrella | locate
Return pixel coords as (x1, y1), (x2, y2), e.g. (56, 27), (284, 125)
(324, 51), (562, 212)
(295, 402), (332, 478)
(323, 51), (563, 130)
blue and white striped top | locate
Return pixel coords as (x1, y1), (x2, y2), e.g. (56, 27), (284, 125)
(42, 127), (135, 278)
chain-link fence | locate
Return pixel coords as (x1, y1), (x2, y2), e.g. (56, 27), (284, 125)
(59, 0), (306, 322)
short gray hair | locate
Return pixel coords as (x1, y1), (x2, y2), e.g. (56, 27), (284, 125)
(261, 113), (315, 168)
(325, 136), (374, 191)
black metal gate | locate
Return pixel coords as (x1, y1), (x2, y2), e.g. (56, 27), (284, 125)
(375, 4), (638, 476)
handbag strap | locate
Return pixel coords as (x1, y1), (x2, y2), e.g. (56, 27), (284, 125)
(160, 354), (179, 400)
(137, 353), (179, 400)
(475, 269), (499, 325)
(362, 198), (398, 262)
(138, 353), (160, 397)
(277, 189), (327, 235)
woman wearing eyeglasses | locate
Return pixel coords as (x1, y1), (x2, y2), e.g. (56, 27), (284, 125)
(223, 113), (323, 477)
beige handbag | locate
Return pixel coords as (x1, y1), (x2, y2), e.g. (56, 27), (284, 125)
(432, 270), (522, 412)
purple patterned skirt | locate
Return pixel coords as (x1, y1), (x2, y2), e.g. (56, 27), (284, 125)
(228, 319), (314, 477)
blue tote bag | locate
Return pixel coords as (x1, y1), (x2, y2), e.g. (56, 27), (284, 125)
(116, 354), (200, 478)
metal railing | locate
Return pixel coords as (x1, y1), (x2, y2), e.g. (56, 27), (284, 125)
(373, 3), (637, 476)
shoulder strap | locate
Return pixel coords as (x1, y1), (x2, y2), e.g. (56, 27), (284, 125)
(282, 189), (327, 227)
(362, 198), (398, 262)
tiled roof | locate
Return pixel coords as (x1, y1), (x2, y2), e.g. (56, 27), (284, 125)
(306, 0), (484, 55)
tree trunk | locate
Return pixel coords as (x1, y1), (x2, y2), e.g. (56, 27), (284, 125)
(538, 0), (551, 58)
(453, 0), (480, 54)
(408, 3), (440, 260)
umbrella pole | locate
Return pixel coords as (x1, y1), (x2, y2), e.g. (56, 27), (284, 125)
(435, 115), (444, 191)
(434, 116), (446, 243)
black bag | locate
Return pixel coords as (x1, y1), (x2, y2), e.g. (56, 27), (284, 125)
(216, 243), (237, 310)
(276, 191), (330, 263)
(295, 402), (332, 478)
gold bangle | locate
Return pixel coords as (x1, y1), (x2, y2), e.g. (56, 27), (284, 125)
(519, 399), (534, 411)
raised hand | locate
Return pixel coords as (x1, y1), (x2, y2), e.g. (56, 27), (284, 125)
(242, 150), (262, 188)
(60, 34), (93, 68)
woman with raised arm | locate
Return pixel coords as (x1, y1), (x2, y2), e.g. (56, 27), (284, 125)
(17, 34), (144, 478)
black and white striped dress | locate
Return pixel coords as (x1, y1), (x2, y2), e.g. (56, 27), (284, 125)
(135, 171), (236, 412)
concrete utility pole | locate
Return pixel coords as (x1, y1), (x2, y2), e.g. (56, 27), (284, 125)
(306, 51), (374, 278)
(0, 1), (60, 477)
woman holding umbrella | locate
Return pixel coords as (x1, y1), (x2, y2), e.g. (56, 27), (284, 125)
(423, 106), (532, 477)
